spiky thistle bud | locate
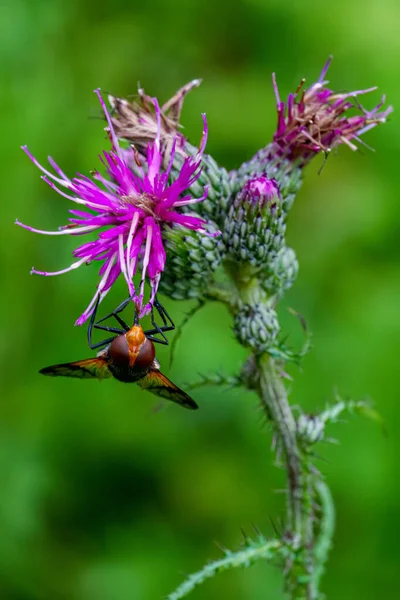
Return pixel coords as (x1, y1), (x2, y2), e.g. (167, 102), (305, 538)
(234, 304), (280, 352)
(262, 246), (299, 296)
(158, 221), (223, 300)
(224, 176), (285, 270)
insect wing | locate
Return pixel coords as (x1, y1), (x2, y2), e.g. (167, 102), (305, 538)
(137, 368), (198, 410)
(40, 357), (112, 380)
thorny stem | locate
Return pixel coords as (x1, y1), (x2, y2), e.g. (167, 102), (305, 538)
(167, 539), (282, 600)
(303, 457), (317, 599)
(206, 272), (337, 599)
(258, 354), (318, 599)
(313, 479), (335, 590)
(212, 267), (320, 598)
(258, 354), (302, 534)
(169, 263), (365, 600)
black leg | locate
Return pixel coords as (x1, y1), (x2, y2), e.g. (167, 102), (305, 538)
(154, 297), (175, 329)
(146, 334), (168, 345)
(144, 297), (176, 343)
(89, 335), (121, 351)
(96, 296), (132, 331)
(146, 319), (168, 344)
(87, 295), (174, 349)
(87, 295), (131, 351)
(87, 295), (101, 350)
(94, 324), (126, 335)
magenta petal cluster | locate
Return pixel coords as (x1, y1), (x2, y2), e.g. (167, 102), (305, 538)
(272, 57), (393, 161)
(17, 90), (217, 324)
(242, 176), (280, 206)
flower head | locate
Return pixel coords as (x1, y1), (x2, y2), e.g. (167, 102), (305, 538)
(272, 56), (393, 162)
(17, 89), (218, 324)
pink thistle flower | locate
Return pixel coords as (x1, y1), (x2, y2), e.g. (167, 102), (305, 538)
(272, 56), (393, 162)
(17, 89), (218, 325)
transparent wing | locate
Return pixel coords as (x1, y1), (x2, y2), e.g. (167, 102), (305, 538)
(40, 357), (112, 380)
(137, 368), (198, 410)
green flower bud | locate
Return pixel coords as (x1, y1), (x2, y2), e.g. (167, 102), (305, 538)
(262, 246), (299, 295)
(234, 304), (280, 352)
(158, 221), (223, 300)
(224, 177), (286, 269)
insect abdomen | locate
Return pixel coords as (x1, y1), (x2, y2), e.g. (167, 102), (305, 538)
(108, 362), (150, 383)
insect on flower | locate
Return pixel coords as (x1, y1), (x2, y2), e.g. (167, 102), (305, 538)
(40, 298), (198, 410)
(17, 88), (219, 325)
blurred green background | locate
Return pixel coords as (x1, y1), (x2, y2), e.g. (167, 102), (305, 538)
(1, 0), (399, 598)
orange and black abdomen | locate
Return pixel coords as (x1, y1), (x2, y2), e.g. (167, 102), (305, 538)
(107, 329), (156, 383)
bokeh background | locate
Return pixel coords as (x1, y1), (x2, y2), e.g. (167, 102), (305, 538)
(1, 0), (399, 598)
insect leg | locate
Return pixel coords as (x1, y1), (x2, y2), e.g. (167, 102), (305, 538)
(87, 295), (121, 350)
(87, 295), (101, 349)
(144, 297), (176, 340)
(144, 303), (169, 344)
(96, 297), (132, 331)
(94, 324), (126, 335)
(154, 297), (175, 331)
(145, 334), (168, 345)
(89, 335), (120, 350)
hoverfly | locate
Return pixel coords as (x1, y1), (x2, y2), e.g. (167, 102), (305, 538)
(40, 297), (198, 410)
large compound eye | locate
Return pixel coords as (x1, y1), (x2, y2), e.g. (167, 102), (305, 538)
(135, 338), (155, 369)
(109, 334), (129, 366)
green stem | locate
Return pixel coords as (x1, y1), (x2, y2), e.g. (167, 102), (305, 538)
(258, 354), (321, 600)
(167, 539), (282, 600)
(258, 354), (302, 534)
(313, 479), (335, 591)
(185, 373), (241, 390)
(303, 459), (317, 600)
(205, 282), (237, 306)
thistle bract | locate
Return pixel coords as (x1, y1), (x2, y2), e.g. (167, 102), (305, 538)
(158, 221), (224, 300)
(261, 246), (299, 296)
(224, 176), (285, 269)
(234, 304), (280, 353)
(17, 90), (219, 324)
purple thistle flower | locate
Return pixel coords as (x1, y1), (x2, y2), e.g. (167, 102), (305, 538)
(16, 89), (218, 325)
(272, 56), (393, 162)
